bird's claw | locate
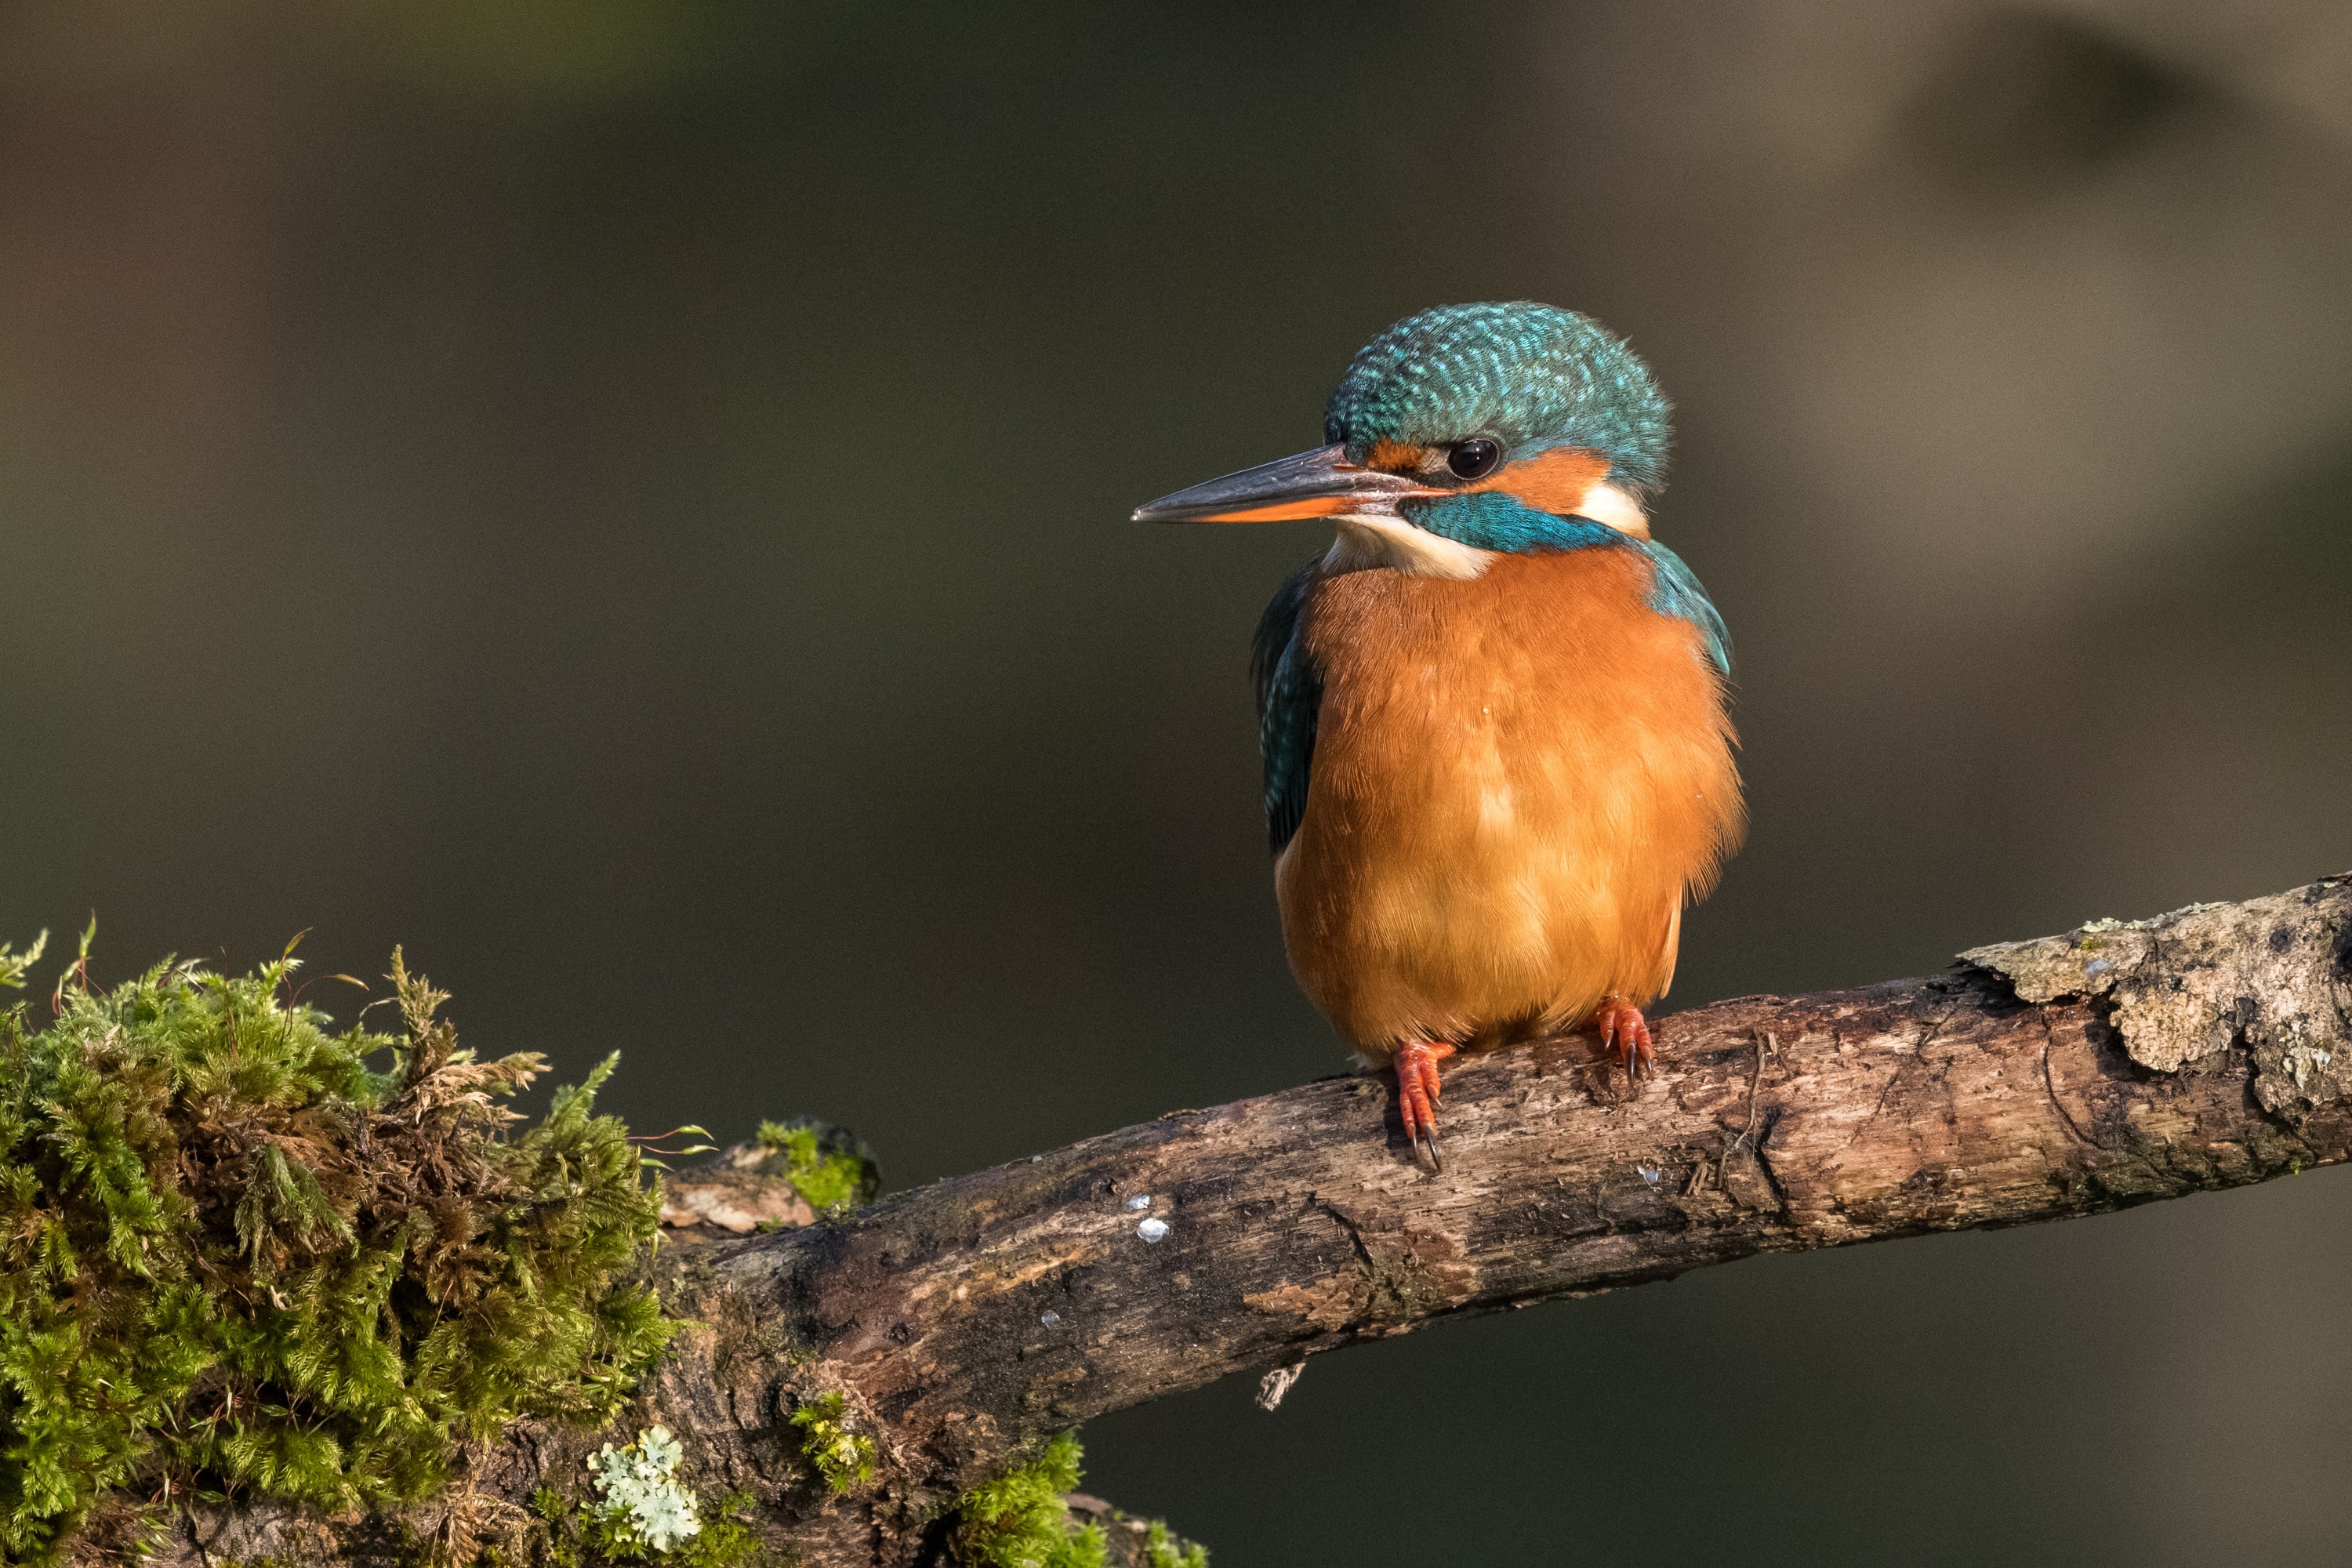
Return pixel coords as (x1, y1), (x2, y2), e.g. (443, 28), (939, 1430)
(1596, 996), (1655, 1080)
(1392, 1040), (1455, 1171)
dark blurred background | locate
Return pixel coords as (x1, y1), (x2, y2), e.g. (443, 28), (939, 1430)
(5, 1), (2350, 1561)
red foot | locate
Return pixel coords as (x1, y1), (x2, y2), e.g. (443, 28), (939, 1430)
(1392, 1040), (1457, 1170)
(1595, 995), (1654, 1080)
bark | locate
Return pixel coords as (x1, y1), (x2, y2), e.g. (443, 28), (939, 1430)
(161, 874), (2352, 1567)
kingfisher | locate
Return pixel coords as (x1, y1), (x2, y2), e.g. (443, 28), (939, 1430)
(1135, 302), (1744, 1169)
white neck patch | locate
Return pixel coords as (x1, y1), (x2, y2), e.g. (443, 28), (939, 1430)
(1322, 514), (1494, 580)
(1577, 481), (1650, 539)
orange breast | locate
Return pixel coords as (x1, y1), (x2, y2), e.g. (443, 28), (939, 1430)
(1276, 546), (1743, 1054)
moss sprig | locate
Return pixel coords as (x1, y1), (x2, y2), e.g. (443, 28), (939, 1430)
(786, 1392), (875, 1494)
(951, 1431), (1102, 1568)
(752, 1120), (880, 1213)
(0, 930), (43, 992)
(1140, 1518), (1209, 1568)
(951, 1432), (1206, 1568)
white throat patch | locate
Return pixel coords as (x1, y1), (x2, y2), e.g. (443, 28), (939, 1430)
(1323, 514), (1494, 580)
(1318, 479), (1650, 579)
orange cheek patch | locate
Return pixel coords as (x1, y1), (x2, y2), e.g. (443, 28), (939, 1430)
(1200, 495), (1358, 523)
(1471, 446), (1610, 513)
(1365, 438), (1429, 474)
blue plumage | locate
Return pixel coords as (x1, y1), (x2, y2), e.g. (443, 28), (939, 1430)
(1403, 491), (1624, 555)
(1323, 302), (1672, 491)
(1635, 539), (1732, 675)
(1251, 560), (1321, 853)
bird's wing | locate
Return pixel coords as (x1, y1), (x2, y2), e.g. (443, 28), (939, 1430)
(1636, 539), (1732, 676)
(1251, 557), (1324, 854)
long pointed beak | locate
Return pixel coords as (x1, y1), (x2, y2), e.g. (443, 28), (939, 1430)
(1131, 444), (1432, 524)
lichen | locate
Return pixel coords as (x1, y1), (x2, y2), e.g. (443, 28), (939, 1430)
(0, 935), (676, 1563)
(753, 1120), (880, 1213)
(1959, 878), (2352, 1113)
(786, 1392), (874, 1494)
(588, 1426), (700, 1555)
(535, 1472), (760, 1568)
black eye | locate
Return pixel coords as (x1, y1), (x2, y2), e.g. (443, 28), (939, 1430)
(1446, 438), (1501, 479)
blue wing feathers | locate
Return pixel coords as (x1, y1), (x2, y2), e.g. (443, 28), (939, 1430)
(1252, 558), (1323, 854)
(1637, 539), (1731, 675)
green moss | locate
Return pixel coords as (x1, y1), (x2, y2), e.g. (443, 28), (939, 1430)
(0, 931), (44, 992)
(670, 1490), (759, 1568)
(0, 938), (676, 1563)
(786, 1392), (874, 1494)
(952, 1431), (1105, 1568)
(952, 1434), (1207, 1568)
(1140, 1519), (1207, 1568)
(753, 1120), (880, 1213)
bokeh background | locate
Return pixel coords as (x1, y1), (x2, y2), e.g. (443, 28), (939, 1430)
(5, 0), (2351, 1561)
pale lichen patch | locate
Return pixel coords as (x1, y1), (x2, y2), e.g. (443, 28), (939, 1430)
(1962, 877), (2352, 1116)
(586, 1425), (702, 1554)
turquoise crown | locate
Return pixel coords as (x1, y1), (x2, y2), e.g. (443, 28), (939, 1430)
(1323, 302), (1672, 490)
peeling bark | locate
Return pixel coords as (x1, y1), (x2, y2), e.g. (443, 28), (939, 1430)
(150, 874), (2352, 1566)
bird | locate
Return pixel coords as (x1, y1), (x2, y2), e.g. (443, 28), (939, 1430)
(1134, 302), (1744, 1170)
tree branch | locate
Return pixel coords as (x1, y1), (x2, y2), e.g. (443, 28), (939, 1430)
(163, 875), (2352, 1566)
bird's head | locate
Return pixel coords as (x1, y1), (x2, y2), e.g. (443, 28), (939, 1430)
(1134, 302), (1670, 578)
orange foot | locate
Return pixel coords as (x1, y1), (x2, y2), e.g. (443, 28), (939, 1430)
(1595, 994), (1654, 1080)
(1392, 1040), (1457, 1171)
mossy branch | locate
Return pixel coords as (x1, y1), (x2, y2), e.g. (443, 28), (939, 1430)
(28, 874), (2352, 1567)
